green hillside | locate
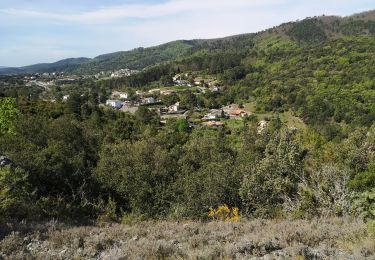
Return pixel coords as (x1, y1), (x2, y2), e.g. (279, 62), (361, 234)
(100, 18), (374, 130)
(75, 40), (196, 73)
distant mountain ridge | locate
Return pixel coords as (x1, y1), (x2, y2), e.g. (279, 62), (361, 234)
(1, 9), (374, 75)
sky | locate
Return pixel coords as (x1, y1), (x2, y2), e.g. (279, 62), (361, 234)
(0, 0), (374, 67)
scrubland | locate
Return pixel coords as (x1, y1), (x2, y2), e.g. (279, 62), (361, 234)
(1, 218), (374, 259)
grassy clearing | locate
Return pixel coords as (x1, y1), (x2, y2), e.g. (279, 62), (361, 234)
(0, 218), (373, 259)
(152, 85), (198, 92)
(244, 102), (306, 130)
(222, 118), (245, 129)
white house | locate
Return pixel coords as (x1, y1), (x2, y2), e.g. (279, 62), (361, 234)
(142, 97), (156, 104)
(120, 93), (128, 99)
(160, 89), (175, 95)
(257, 120), (269, 134)
(62, 95), (70, 101)
(106, 100), (123, 109)
(169, 102), (180, 113)
(112, 91), (129, 99)
(202, 109), (224, 120)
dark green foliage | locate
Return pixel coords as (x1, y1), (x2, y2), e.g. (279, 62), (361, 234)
(174, 128), (239, 218)
(77, 41), (195, 74)
(135, 106), (159, 125)
(350, 171), (375, 192)
(221, 65), (247, 84)
(353, 188), (375, 221)
(350, 162), (375, 192)
(161, 93), (179, 107)
(174, 119), (190, 133)
(341, 20), (375, 36)
(94, 139), (179, 217)
(179, 91), (197, 110)
(288, 19), (327, 43)
(65, 93), (82, 117)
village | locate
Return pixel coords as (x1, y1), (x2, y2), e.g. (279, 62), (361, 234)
(100, 73), (271, 133)
(14, 67), (301, 134)
(22, 68), (140, 89)
(17, 69), (301, 133)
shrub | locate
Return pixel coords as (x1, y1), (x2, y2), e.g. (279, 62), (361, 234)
(0, 166), (34, 220)
(97, 197), (118, 223)
(208, 204), (241, 222)
(240, 129), (303, 218)
(120, 213), (145, 225)
(94, 138), (178, 218)
(349, 171), (375, 192)
(174, 128), (239, 219)
(285, 164), (352, 217)
(349, 161), (375, 192)
(353, 188), (375, 221)
(0, 97), (20, 135)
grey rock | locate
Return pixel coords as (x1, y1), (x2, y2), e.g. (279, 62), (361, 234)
(0, 156), (13, 168)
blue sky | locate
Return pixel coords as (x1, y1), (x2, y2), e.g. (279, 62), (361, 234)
(0, 0), (374, 67)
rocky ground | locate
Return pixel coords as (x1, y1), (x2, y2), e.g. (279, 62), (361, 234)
(0, 218), (374, 259)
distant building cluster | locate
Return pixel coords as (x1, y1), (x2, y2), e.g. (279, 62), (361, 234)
(110, 69), (139, 78)
(92, 68), (139, 79)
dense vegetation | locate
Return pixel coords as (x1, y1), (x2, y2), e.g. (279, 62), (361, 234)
(0, 94), (373, 223)
(0, 11), (374, 238)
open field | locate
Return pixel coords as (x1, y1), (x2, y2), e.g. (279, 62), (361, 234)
(244, 102), (306, 130)
(1, 218), (373, 259)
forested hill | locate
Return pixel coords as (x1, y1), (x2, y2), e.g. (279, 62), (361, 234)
(1, 10), (374, 75)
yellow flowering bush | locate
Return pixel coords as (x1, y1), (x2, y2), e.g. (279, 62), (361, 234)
(208, 204), (240, 222)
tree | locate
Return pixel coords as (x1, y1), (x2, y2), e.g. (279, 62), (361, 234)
(135, 106), (159, 125)
(94, 139), (178, 217)
(161, 93), (179, 107)
(0, 166), (34, 221)
(174, 128), (238, 218)
(179, 92), (197, 110)
(65, 92), (82, 117)
(175, 119), (190, 133)
(287, 164), (352, 217)
(0, 97), (20, 135)
(240, 129), (303, 217)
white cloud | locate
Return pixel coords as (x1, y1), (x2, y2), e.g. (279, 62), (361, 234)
(1, 0), (286, 24)
(1, 0), (373, 66)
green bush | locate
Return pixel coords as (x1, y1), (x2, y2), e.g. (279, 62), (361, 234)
(353, 188), (375, 221)
(240, 129), (303, 218)
(94, 138), (178, 218)
(121, 213), (146, 225)
(0, 166), (34, 220)
(349, 171), (375, 192)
